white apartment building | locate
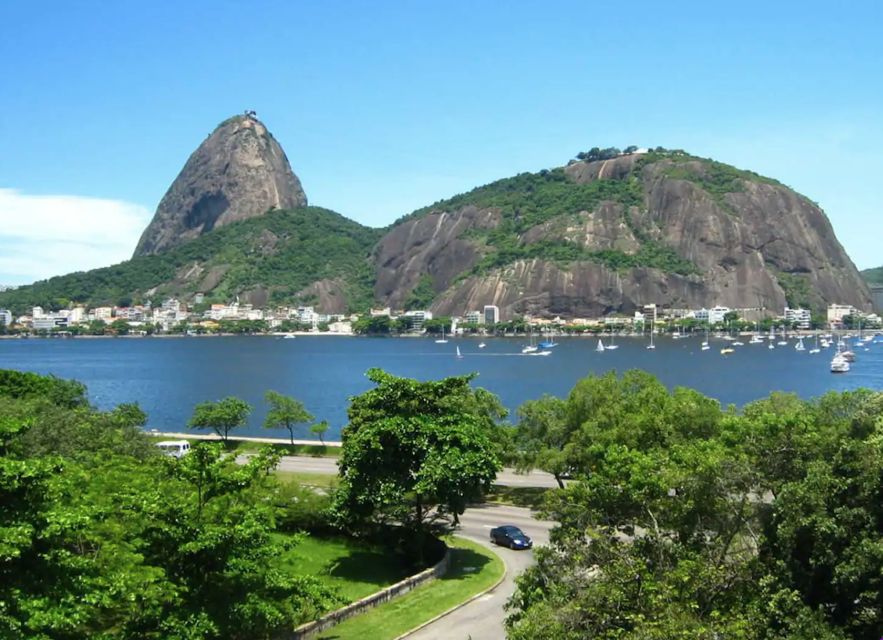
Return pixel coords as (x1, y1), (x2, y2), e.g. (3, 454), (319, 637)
(0, 309), (11, 326)
(465, 311), (482, 325)
(483, 305), (500, 325)
(784, 307), (812, 329)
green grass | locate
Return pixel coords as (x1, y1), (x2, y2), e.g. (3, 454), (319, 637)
(274, 469), (339, 491)
(279, 535), (414, 603)
(316, 536), (505, 640)
(484, 484), (552, 510)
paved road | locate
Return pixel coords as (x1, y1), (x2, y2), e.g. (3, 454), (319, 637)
(407, 504), (555, 640)
(273, 455), (560, 488)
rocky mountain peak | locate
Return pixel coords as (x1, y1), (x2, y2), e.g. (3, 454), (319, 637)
(133, 112), (307, 256)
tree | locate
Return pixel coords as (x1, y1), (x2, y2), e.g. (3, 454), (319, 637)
(514, 395), (571, 488)
(188, 396), (252, 442)
(333, 369), (500, 559)
(264, 390), (314, 445)
(310, 420), (330, 445)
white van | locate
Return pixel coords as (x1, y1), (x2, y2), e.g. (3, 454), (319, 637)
(156, 440), (191, 458)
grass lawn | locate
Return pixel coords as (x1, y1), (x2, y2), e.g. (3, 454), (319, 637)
(274, 469), (339, 491)
(315, 536), (505, 640)
(279, 535), (414, 603)
(484, 484), (552, 510)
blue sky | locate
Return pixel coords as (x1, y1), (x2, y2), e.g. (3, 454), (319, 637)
(1, 0), (881, 284)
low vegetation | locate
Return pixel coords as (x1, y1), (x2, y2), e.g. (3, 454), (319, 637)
(861, 265), (883, 285)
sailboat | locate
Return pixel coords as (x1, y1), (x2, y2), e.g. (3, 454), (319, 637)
(596, 338), (606, 352)
(809, 334), (820, 354)
(435, 327), (448, 344)
(522, 333), (538, 354)
(478, 341), (486, 349)
(795, 336), (806, 352)
(701, 328), (710, 351)
(646, 328), (655, 350)
(605, 333), (619, 350)
(455, 345), (463, 359)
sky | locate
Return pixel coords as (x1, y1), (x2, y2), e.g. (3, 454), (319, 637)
(1, 0), (881, 285)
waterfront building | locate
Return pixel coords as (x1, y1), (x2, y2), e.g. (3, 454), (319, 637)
(33, 315), (68, 331)
(69, 306), (86, 324)
(642, 304), (658, 324)
(827, 304), (856, 326)
(403, 309), (432, 331)
(465, 310), (482, 325)
(0, 309), (11, 326)
(784, 307), (812, 329)
(483, 305), (500, 325)
(92, 307), (113, 322)
(32, 306), (45, 319)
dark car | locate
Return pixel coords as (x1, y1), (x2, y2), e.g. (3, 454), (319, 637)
(490, 525), (533, 550)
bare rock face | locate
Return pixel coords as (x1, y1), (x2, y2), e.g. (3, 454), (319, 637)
(376, 153), (872, 317)
(133, 114), (307, 256)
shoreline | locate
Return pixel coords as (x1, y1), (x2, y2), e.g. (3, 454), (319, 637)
(1, 329), (876, 341)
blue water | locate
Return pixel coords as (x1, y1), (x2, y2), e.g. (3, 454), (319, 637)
(1, 335), (881, 440)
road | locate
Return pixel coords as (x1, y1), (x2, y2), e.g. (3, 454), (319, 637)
(273, 455), (561, 489)
(406, 504), (555, 640)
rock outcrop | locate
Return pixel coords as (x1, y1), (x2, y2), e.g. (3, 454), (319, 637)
(133, 114), (307, 256)
(376, 153), (872, 317)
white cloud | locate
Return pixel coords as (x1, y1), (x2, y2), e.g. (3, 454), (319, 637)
(0, 188), (151, 285)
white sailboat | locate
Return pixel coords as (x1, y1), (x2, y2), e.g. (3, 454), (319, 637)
(795, 336), (806, 352)
(435, 327), (448, 344)
(522, 333), (538, 354)
(605, 333), (619, 350)
(596, 338), (606, 352)
(646, 329), (655, 350)
(809, 335), (820, 354)
(701, 328), (710, 351)
(456, 345), (463, 359)
(478, 341), (486, 349)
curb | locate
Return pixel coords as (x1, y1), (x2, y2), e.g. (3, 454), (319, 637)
(393, 541), (508, 639)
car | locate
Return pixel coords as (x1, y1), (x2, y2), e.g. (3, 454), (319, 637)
(490, 525), (532, 550)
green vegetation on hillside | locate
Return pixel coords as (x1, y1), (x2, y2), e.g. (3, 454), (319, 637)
(401, 167), (698, 278)
(862, 266), (883, 285)
(0, 207), (381, 314)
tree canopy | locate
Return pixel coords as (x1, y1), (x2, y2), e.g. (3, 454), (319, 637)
(188, 396), (252, 442)
(0, 370), (337, 639)
(263, 390), (314, 444)
(332, 369), (501, 557)
(506, 372), (883, 640)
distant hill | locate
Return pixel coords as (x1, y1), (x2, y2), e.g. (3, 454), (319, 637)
(1, 117), (873, 319)
(0, 208), (379, 314)
(862, 266), (883, 286)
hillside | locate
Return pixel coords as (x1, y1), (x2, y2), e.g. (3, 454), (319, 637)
(377, 150), (872, 317)
(862, 266), (883, 285)
(0, 208), (379, 314)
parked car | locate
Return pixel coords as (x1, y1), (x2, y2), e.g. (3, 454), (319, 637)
(490, 525), (532, 550)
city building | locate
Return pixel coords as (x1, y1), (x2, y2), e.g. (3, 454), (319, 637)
(784, 307), (812, 329)
(827, 304), (856, 326)
(0, 309), (11, 326)
(465, 310), (482, 325)
(483, 305), (500, 325)
(403, 309), (432, 331)
(642, 304), (658, 324)
(33, 316), (69, 331)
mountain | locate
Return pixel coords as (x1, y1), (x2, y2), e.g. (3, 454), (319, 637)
(378, 150), (872, 317)
(133, 113), (307, 256)
(0, 208), (379, 314)
(862, 267), (883, 286)
(1, 144), (872, 319)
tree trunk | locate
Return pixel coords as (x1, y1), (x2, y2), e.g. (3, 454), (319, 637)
(554, 473), (565, 489)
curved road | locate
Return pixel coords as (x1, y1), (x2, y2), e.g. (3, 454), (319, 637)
(406, 504), (555, 640)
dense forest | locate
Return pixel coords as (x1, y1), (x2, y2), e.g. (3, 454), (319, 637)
(507, 371), (883, 639)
